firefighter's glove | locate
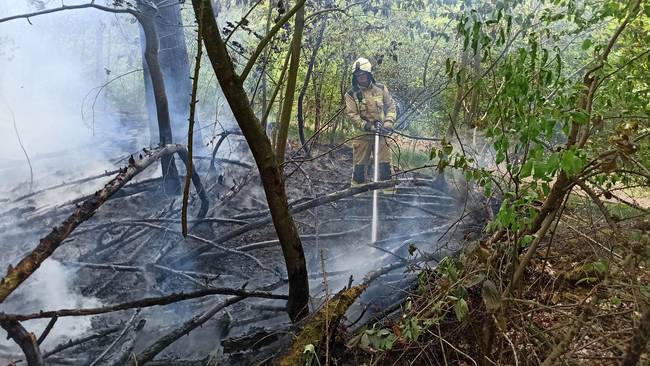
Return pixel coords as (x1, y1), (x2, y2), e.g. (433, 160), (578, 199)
(379, 121), (394, 136)
(363, 121), (377, 133)
(381, 127), (394, 136)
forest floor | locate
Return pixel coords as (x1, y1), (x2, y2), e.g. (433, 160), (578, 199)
(0, 137), (487, 365)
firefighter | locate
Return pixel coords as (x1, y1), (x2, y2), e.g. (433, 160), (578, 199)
(345, 57), (397, 185)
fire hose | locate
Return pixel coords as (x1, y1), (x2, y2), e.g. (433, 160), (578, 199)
(371, 121), (381, 243)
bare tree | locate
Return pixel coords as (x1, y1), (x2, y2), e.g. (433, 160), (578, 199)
(192, 0), (310, 322)
(142, 0), (206, 150)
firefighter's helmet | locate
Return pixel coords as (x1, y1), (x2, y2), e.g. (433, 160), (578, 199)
(352, 57), (372, 74)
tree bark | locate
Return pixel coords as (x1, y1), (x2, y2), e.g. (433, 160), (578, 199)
(136, 3), (181, 194)
(275, 4), (305, 164)
(140, 0), (205, 148)
(192, 0), (310, 322)
(0, 320), (44, 366)
(297, 18), (327, 156)
(260, 0), (273, 129)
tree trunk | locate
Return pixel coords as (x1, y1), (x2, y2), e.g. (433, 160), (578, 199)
(141, 0), (205, 149)
(261, 49), (292, 132)
(331, 58), (349, 144)
(136, 4), (181, 194)
(275, 4), (305, 164)
(260, 0), (273, 130)
(192, 0), (310, 322)
(156, 0), (205, 148)
(296, 18), (327, 156)
(313, 73), (323, 133)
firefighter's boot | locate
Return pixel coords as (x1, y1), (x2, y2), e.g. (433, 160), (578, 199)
(378, 162), (395, 194)
(351, 164), (367, 186)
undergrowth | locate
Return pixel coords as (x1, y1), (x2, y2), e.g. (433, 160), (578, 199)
(342, 197), (649, 365)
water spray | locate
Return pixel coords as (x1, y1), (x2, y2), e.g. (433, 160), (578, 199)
(371, 121), (381, 244)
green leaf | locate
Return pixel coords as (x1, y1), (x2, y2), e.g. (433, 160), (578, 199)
(520, 160), (533, 178)
(429, 148), (436, 160)
(496, 151), (506, 164)
(453, 298), (469, 321)
(592, 260), (608, 275)
(519, 235), (535, 247)
(581, 38), (592, 50)
(570, 110), (589, 124)
(533, 161), (547, 179)
(560, 149), (585, 176)
(400, 317), (421, 341)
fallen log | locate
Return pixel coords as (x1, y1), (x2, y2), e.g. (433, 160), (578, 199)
(144, 359), (209, 366)
(277, 284), (367, 365)
(362, 248), (452, 286)
(63, 261), (234, 287)
(63, 261), (224, 279)
(221, 327), (288, 354)
(0, 287), (288, 321)
(0, 144), (210, 304)
(231, 195), (314, 220)
(0, 320), (43, 365)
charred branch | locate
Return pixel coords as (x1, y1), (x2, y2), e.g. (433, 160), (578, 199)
(176, 147), (210, 219)
(232, 226), (368, 252)
(207, 130), (244, 173)
(36, 316), (58, 345)
(42, 326), (122, 359)
(0, 287), (287, 322)
(0, 144), (185, 304)
(124, 221), (275, 273)
(0, 320), (44, 366)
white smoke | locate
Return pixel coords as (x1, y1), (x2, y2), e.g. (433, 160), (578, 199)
(0, 260), (101, 360)
(0, 1), (147, 197)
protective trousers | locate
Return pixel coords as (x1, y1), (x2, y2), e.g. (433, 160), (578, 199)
(351, 135), (392, 184)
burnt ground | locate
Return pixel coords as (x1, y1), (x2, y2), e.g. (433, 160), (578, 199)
(0, 137), (486, 365)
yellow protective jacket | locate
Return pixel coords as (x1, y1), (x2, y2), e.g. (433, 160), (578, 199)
(345, 82), (397, 131)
